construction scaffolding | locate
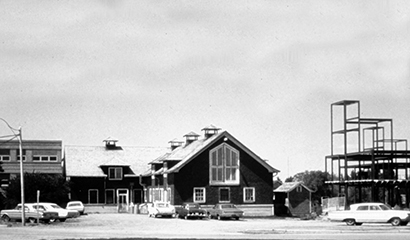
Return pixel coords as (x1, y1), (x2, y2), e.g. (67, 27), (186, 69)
(325, 100), (410, 208)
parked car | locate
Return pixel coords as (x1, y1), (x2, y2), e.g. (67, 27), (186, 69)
(30, 202), (79, 222)
(66, 201), (85, 215)
(0, 203), (59, 223)
(207, 203), (244, 220)
(328, 202), (410, 226)
(175, 202), (207, 219)
(147, 202), (175, 218)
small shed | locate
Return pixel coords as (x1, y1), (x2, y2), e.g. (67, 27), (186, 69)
(273, 182), (313, 217)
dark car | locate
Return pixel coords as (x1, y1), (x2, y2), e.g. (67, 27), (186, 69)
(207, 203), (244, 220)
(175, 203), (207, 219)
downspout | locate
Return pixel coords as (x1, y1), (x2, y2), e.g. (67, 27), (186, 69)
(139, 174), (146, 203)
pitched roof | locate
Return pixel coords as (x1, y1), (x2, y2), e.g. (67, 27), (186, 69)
(160, 131), (279, 174)
(64, 145), (169, 177)
(274, 182), (314, 193)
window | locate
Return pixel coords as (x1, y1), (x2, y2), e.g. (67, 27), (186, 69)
(357, 205), (368, 211)
(210, 143), (240, 185)
(88, 189), (99, 204)
(108, 167), (122, 180)
(194, 188), (206, 203)
(296, 186), (302, 192)
(105, 189), (115, 204)
(243, 187), (255, 203)
(0, 149), (10, 161)
(17, 150), (26, 161)
(219, 188), (230, 202)
(33, 155), (58, 162)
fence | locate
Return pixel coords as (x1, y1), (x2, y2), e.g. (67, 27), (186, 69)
(321, 196), (345, 213)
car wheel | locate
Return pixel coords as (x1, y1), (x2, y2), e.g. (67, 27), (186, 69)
(391, 218), (401, 226)
(59, 218), (67, 222)
(184, 215), (188, 220)
(217, 215), (222, 220)
(235, 217), (240, 220)
(175, 213), (179, 219)
(1, 215), (11, 223)
(49, 218), (56, 223)
(42, 219), (50, 224)
(28, 218), (37, 224)
(345, 219), (356, 226)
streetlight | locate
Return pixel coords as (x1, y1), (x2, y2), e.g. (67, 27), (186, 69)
(0, 118), (25, 226)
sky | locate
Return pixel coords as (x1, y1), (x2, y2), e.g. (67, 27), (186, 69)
(1, 0), (410, 179)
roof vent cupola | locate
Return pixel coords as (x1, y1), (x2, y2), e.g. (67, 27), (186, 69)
(201, 124), (221, 138)
(103, 137), (120, 150)
(183, 131), (200, 145)
(169, 138), (184, 151)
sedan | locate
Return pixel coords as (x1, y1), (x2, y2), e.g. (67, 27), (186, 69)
(207, 203), (244, 220)
(30, 202), (79, 222)
(147, 202), (175, 218)
(0, 204), (58, 223)
(66, 201), (85, 215)
(328, 202), (410, 226)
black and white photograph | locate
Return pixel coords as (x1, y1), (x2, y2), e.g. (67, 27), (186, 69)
(1, 1), (410, 239)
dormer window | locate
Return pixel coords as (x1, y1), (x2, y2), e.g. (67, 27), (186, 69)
(209, 143), (240, 185)
(108, 167), (122, 180)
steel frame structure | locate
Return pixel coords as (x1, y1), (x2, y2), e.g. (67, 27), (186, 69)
(325, 100), (410, 207)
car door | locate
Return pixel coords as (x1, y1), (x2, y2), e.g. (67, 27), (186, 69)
(354, 205), (370, 222)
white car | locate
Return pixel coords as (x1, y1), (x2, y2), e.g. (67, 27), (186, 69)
(328, 202), (410, 226)
(30, 202), (79, 222)
(66, 201), (85, 215)
(147, 202), (175, 218)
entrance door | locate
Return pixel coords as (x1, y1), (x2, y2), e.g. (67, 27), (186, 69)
(117, 189), (129, 213)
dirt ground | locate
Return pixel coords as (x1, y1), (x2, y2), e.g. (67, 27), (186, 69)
(1, 213), (410, 240)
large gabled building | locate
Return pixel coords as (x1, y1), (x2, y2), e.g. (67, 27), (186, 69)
(142, 125), (280, 215)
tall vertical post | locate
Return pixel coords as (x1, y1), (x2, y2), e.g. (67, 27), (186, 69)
(18, 127), (25, 226)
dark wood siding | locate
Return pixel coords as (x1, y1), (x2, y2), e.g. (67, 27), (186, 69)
(172, 137), (273, 205)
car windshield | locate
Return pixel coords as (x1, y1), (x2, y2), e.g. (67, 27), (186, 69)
(51, 204), (63, 209)
(69, 203), (81, 207)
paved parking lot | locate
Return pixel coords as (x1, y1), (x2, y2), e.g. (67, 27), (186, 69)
(2, 213), (410, 240)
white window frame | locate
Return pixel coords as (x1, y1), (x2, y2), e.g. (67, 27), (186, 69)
(209, 143), (240, 186)
(243, 187), (255, 203)
(296, 186), (302, 192)
(33, 155), (58, 162)
(0, 155), (10, 161)
(219, 187), (230, 203)
(193, 187), (206, 203)
(108, 167), (123, 180)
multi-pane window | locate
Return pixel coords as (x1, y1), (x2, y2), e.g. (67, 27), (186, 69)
(33, 155), (58, 161)
(243, 187), (255, 203)
(108, 167), (122, 180)
(219, 188), (230, 202)
(194, 188), (206, 203)
(210, 143), (239, 185)
(296, 186), (302, 192)
(0, 149), (10, 161)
